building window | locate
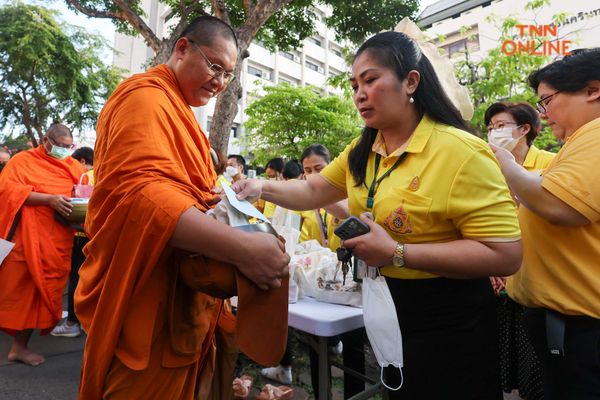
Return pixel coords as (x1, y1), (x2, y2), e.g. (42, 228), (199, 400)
(248, 65), (263, 78)
(305, 60), (319, 72)
(247, 65), (271, 81)
(280, 51), (300, 63)
(231, 123), (239, 138)
(308, 37), (322, 47)
(330, 47), (342, 57)
(440, 34), (480, 58)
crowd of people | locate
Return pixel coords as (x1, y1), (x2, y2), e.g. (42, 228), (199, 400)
(0, 14), (598, 400)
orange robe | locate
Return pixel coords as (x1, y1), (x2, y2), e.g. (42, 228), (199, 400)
(76, 64), (222, 400)
(0, 146), (84, 335)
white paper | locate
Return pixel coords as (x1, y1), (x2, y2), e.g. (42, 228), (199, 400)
(0, 238), (15, 266)
(222, 184), (269, 222)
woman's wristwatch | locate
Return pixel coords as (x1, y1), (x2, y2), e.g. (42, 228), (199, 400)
(392, 242), (405, 267)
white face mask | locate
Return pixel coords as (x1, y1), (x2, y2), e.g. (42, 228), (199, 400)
(487, 127), (524, 152)
(362, 274), (404, 391)
(223, 166), (239, 182)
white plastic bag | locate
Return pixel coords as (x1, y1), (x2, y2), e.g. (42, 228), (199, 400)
(271, 206), (300, 258)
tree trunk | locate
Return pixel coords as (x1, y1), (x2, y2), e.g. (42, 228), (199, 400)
(208, 0), (293, 154)
(209, 50), (245, 153)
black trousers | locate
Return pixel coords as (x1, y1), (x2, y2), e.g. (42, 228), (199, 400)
(383, 277), (502, 400)
(67, 236), (89, 324)
(523, 307), (600, 400)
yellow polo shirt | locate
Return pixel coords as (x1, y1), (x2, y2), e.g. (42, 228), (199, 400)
(507, 117), (600, 318)
(320, 114), (520, 279)
(299, 209), (342, 252)
(522, 145), (555, 173)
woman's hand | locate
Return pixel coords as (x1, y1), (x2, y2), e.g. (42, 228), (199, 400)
(342, 213), (397, 267)
(48, 195), (73, 217)
(231, 178), (264, 202)
(489, 143), (516, 172)
(490, 276), (507, 296)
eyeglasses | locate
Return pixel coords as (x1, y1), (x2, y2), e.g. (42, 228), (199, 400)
(187, 39), (236, 84)
(487, 121), (520, 132)
(536, 91), (560, 113)
(47, 136), (75, 149)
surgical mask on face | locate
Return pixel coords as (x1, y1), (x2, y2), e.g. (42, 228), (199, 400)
(362, 273), (404, 391)
(223, 166), (239, 182)
(488, 127), (523, 152)
(49, 145), (71, 160)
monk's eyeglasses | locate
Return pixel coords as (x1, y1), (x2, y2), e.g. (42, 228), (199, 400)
(187, 39), (236, 85)
(48, 136), (75, 150)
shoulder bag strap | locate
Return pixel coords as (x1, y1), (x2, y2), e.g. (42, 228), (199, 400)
(6, 209), (22, 242)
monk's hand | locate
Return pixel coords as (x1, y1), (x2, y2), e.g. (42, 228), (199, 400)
(343, 213), (397, 267)
(234, 232), (290, 291)
(231, 179), (263, 203)
(49, 195), (73, 217)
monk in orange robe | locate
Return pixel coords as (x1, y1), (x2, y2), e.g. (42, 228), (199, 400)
(75, 16), (290, 400)
(0, 123), (85, 366)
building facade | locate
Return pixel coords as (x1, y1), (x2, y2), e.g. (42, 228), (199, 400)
(419, 0), (600, 61)
(112, 1), (349, 157)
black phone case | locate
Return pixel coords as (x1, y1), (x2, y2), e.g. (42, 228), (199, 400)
(334, 216), (370, 240)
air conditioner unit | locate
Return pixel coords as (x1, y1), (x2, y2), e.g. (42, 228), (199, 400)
(317, 67), (325, 74)
(293, 55), (301, 63)
(262, 71), (271, 80)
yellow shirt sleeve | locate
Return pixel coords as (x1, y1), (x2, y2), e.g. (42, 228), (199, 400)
(447, 149), (520, 241)
(263, 201), (277, 219)
(320, 141), (354, 195)
(542, 129), (600, 222)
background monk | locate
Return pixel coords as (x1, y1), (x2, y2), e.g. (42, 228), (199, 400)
(0, 148), (10, 174)
(0, 123), (84, 366)
(75, 16), (289, 399)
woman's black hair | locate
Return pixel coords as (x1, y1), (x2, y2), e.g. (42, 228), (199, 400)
(529, 48), (600, 93)
(348, 31), (473, 186)
(484, 102), (540, 147)
(265, 157), (284, 173)
(300, 144), (331, 165)
(283, 160), (303, 180)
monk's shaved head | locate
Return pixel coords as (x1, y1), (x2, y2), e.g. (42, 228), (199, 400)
(46, 123), (72, 140)
(172, 15), (238, 53)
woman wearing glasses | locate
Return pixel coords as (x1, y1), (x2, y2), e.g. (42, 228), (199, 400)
(235, 31), (522, 399)
(485, 102), (554, 400)
(491, 48), (600, 399)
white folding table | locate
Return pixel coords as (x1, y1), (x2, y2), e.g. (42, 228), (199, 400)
(288, 297), (386, 400)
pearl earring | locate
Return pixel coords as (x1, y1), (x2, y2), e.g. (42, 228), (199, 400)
(409, 97), (414, 104)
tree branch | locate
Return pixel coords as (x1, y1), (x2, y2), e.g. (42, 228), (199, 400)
(65, 0), (126, 20)
(236, 0), (293, 48)
(211, 0), (231, 25)
(66, 0), (162, 53)
(242, 0), (253, 16)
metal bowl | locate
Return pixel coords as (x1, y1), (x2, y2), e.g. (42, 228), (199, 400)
(235, 222), (279, 236)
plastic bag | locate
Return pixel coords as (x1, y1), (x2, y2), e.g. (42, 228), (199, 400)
(73, 173), (94, 198)
(271, 206), (300, 258)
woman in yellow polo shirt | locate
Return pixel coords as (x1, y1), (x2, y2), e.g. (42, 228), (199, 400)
(484, 102), (554, 400)
(492, 49), (600, 399)
(234, 31), (521, 399)
(298, 144), (345, 252)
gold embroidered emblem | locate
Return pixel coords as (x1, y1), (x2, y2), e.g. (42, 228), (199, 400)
(409, 176), (420, 191)
(385, 203), (413, 234)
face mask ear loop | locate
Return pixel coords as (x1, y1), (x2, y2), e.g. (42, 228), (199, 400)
(380, 366), (404, 391)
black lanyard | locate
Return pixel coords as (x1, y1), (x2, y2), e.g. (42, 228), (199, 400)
(317, 210), (328, 246)
(366, 153), (408, 210)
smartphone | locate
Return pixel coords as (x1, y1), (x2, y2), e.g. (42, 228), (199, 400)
(334, 216), (370, 240)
